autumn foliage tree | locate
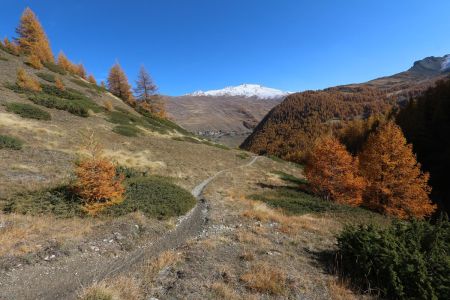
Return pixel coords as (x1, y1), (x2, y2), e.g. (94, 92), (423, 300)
(76, 63), (87, 79)
(26, 54), (43, 69)
(134, 66), (167, 118)
(57, 51), (74, 72)
(305, 136), (366, 206)
(74, 134), (125, 216)
(1, 38), (20, 56)
(107, 62), (135, 106)
(15, 7), (53, 62)
(359, 122), (436, 219)
(87, 74), (96, 84)
(16, 68), (41, 92)
(55, 77), (65, 91)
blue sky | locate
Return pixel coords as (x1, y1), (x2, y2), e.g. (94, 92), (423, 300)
(1, 0), (449, 95)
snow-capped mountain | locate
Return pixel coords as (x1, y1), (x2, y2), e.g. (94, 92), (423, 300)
(441, 55), (450, 71)
(188, 84), (290, 99)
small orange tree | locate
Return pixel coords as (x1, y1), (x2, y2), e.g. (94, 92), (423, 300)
(2, 38), (20, 55)
(87, 74), (96, 84)
(359, 122), (436, 219)
(55, 77), (65, 91)
(305, 136), (366, 206)
(16, 68), (41, 92)
(74, 135), (125, 216)
(26, 54), (43, 69)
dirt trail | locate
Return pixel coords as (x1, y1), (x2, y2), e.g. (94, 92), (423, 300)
(0, 156), (259, 300)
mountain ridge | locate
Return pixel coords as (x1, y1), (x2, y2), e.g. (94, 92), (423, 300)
(241, 54), (450, 161)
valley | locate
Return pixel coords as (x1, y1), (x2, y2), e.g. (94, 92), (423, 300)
(165, 93), (282, 147)
(0, 5), (449, 300)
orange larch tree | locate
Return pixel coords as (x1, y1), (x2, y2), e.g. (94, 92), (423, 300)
(74, 135), (125, 216)
(15, 7), (53, 62)
(87, 74), (97, 84)
(16, 68), (41, 92)
(57, 51), (74, 72)
(305, 136), (366, 206)
(55, 77), (65, 91)
(107, 62), (135, 106)
(2, 38), (20, 56)
(76, 63), (87, 79)
(359, 121), (436, 219)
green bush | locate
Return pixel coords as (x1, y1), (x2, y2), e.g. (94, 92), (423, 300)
(4, 176), (195, 220)
(0, 134), (23, 150)
(3, 186), (83, 218)
(237, 152), (250, 159)
(112, 125), (141, 137)
(36, 72), (56, 83)
(107, 111), (140, 125)
(337, 218), (450, 299)
(136, 107), (190, 134)
(5, 102), (51, 120)
(6, 83), (102, 117)
(29, 93), (90, 117)
(250, 187), (339, 215)
(105, 176), (196, 219)
(71, 78), (106, 93)
(43, 61), (67, 75)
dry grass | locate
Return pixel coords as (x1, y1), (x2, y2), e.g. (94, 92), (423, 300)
(78, 276), (143, 300)
(328, 279), (359, 300)
(211, 282), (241, 300)
(234, 229), (271, 248)
(239, 249), (255, 261)
(0, 213), (95, 256)
(103, 100), (113, 112)
(142, 250), (181, 285)
(240, 262), (287, 295)
(103, 149), (166, 170)
(239, 196), (337, 236)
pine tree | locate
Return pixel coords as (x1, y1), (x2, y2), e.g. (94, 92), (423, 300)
(15, 7), (53, 62)
(305, 136), (366, 206)
(359, 122), (436, 219)
(107, 62), (135, 105)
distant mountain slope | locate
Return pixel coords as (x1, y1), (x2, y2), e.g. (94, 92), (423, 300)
(241, 54), (450, 161)
(165, 94), (282, 147)
(188, 83), (290, 99)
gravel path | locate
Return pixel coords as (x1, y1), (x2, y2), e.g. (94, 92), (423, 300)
(0, 156), (259, 300)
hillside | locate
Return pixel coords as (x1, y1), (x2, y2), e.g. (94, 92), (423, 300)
(1, 41), (372, 300)
(165, 94), (282, 147)
(241, 55), (450, 161)
(0, 44), (394, 300)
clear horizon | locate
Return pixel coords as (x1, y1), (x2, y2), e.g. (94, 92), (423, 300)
(1, 0), (450, 95)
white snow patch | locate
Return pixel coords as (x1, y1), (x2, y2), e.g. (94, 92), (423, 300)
(188, 84), (291, 99)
